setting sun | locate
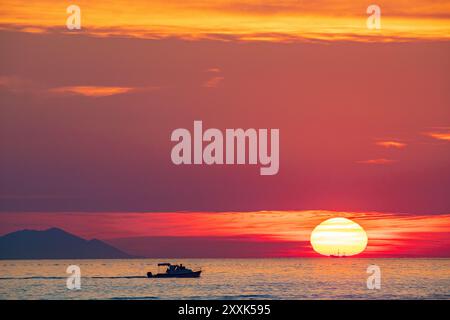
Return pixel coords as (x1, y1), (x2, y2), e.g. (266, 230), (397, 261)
(310, 218), (368, 257)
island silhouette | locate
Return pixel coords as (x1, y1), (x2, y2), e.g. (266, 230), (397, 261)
(0, 228), (133, 259)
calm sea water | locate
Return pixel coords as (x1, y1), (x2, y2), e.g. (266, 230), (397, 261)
(0, 259), (449, 299)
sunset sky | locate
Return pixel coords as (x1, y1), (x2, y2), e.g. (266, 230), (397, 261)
(1, 0), (450, 41)
(0, 1), (449, 258)
(0, 211), (449, 258)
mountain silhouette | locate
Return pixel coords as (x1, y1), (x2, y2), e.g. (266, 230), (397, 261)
(0, 228), (133, 259)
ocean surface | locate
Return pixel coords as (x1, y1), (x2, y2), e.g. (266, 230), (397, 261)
(0, 259), (449, 299)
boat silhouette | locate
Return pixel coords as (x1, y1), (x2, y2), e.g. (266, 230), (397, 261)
(147, 263), (202, 278)
(329, 249), (347, 258)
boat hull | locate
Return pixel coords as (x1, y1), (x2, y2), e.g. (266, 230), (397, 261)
(147, 271), (202, 278)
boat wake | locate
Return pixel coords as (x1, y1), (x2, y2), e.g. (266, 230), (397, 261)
(0, 275), (147, 280)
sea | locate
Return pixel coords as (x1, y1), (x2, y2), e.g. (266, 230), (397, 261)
(0, 258), (449, 300)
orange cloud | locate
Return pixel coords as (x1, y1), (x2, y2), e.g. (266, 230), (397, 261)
(1, 76), (160, 97)
(206, 68), (221, 73)
(203, 76), (224, 88)
(357, 158), (397, 165)
(375, 141), (407, 148)
(425, 131), (450, 141)
(48, 86), (136, 97)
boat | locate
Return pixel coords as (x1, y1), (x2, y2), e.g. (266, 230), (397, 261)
(329, 249), (347, 258)
(147, 263), (202, 278)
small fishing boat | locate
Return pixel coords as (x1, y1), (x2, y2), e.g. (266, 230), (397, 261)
(329, 249), (347, 258)
(147, 263), (202, 278)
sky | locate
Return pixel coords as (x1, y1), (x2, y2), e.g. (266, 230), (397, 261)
(1, 0), (450, 41)
(0, 211), (449, 257)
(0, 0), (449, 257)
